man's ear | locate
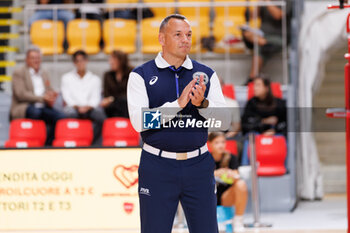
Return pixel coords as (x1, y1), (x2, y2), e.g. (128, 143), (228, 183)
(158, 32), (165, 46)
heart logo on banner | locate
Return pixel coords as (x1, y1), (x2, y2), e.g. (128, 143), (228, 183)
(113, 165), (138, 189)
(123, 202), (134, 214)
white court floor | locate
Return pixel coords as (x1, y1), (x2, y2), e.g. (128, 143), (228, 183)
(251, 194), (347, 231)
(173, 194), (347, 233)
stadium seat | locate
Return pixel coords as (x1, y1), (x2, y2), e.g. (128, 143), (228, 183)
(214, 0), (246, 32)
(247, 0), (261, 29)
(67, 19), (101, 54)
(213, 0), (246, 53)
(103, 19), (137, 54)
(5, 139), (43, 148)
(5, 119), (46, 148)
(30, 20), (64, 55)
(143, 0), (175, 18)
(105, 0), (139, 19)
(187, 17), (210, 53)
(52, 119), (93, 147)
(207, 139), (238, 156)
(141, 18), (162, 53)
(178, 0), (210, 19)
(247, 82), (283, 100)
(248, 135), (287, 176)
(102, 117), (140, 147)
(213, 16), (245, 53)
(178, 0), (210, 53)
(225, 139), (238, 156)
(105, 0), (139, 17)
(222, 84), (236, 99)
(248, 17), (261, 29)
(214, 0), (246, 17)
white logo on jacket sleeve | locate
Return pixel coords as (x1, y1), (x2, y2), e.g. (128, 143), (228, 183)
(149, 76), (158, 85)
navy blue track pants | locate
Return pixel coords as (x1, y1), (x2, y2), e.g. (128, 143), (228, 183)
(138, 149), (219, 233)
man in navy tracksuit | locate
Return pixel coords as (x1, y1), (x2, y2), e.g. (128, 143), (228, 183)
(127, 14), (229, 233)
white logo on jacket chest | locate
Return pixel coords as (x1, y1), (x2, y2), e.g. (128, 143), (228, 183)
(149, 76), (158, 85)
(193, 72), (209, 85)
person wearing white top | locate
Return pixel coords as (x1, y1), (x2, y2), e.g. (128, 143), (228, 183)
(10, 46), (65, 145)
(61, 50), (106, 145)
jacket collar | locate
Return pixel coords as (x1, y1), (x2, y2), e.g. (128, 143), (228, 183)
(155, 52), (193, 70)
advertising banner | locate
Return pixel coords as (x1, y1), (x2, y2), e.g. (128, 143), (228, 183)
(0, 148), (141, 232)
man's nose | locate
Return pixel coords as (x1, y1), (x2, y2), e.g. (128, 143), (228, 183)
(181, 34), (190, 43)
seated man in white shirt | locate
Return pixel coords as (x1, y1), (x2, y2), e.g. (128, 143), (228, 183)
(61, 50), (106, 145)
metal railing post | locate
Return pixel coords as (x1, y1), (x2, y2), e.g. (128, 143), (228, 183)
(245, 133), (272, 228)
(53, 6), (58, 80)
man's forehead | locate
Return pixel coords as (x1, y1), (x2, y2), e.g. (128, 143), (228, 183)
(166, 18), (191, 32)
(75, 56), (86, 60)
(28, 51), (40, 57)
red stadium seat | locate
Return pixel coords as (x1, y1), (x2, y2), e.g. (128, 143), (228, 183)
(52, 119), (93, 147)
(207, 139), (238, 156)
(102, 117), (140, 147)
(247, 82), (283, 100)
(207, 141), (212, 153)
(225, 140), (238, 156)
(222, 84), (236, 99)
(248, 135), (287, 176)
(5, 119), (46, 148)
(5, 139), (42, 148)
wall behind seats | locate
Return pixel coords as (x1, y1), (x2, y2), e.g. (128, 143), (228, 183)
(13, 53), (285, 92)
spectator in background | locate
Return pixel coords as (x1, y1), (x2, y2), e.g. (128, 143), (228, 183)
(208, 132), (248, 232)
(105, 2), (154, 20)
(74, 0), (104, 23)
(242, 0), (291, 84)
(61, 50), (106, 145)
(10, 46), (65, 145)
(241, 76), (286, 136)
(74, 0), (104, 48)
(101, 50), (132, 118)
(219, 78), (241, 139)
(29, 0), (75, 28)
(106, 3), (136, 20)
